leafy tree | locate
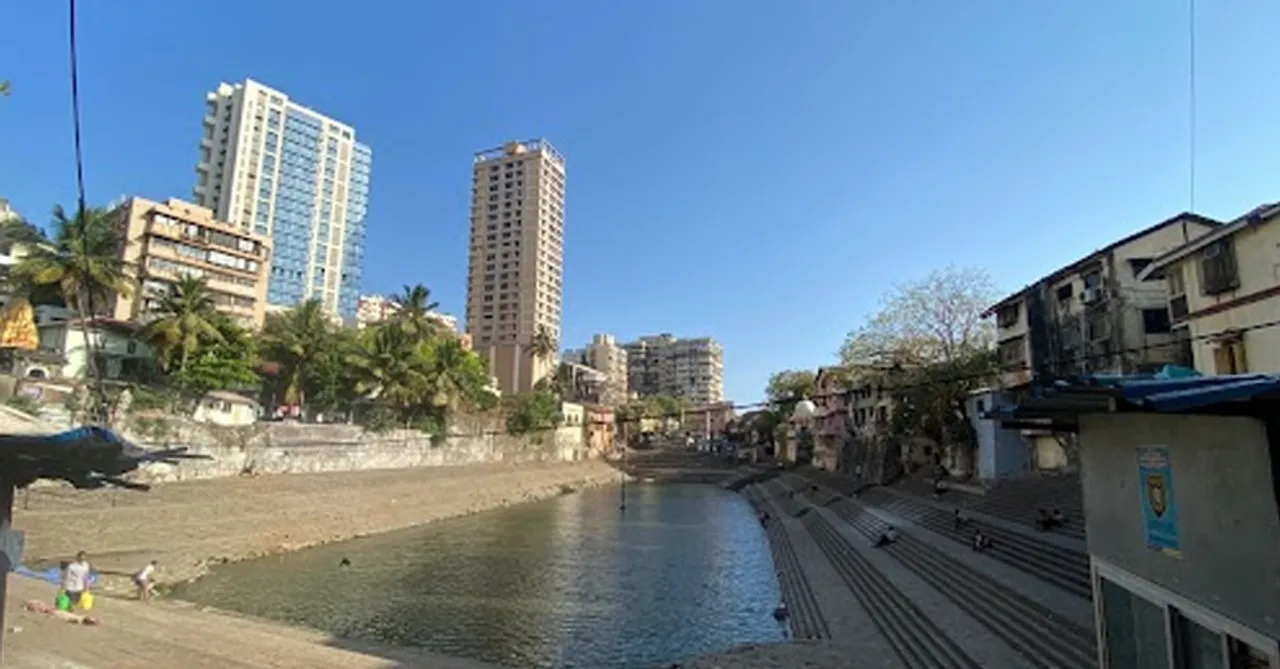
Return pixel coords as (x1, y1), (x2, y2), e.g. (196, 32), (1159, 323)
(838, 266), (1000, 467)
(12, 205), (132, 382)
(0, 80), (9, 97)
(839, 265), (997, 367)
(389, 283), (441, 337)
(764, 368), (817, 419)
(139, 275), (224, 374)
(173, 317), (259, 397)
(259, 299), (333, 408)
(504, 389), (562, 435)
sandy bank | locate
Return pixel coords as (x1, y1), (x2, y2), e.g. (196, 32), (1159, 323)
(12, 459), (621, 594)
(2, 574), (506, 668)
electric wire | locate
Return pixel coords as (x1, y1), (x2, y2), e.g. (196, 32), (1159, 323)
(67, 0), (109, 424)
(390, 315), (1280, 440)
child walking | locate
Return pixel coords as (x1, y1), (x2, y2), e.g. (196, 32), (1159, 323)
(133, 560), (158, 602)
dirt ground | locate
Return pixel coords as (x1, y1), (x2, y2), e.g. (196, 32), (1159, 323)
(12, 459), (621, 595)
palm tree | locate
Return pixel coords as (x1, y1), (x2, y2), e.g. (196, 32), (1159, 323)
(138, 275), (224, 375)
(423, 337), (491, 410)
(348, 324), (431, 416)
(530, 325), (557, 364)
(389, 283), (440, 338)
(259, 299), (332, 409)
(11, 205), (131, 381)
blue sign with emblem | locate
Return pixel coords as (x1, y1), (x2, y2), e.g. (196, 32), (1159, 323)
(1137, 446), (1181, 558)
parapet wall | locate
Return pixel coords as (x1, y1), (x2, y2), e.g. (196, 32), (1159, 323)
(122, 413), (589, 483)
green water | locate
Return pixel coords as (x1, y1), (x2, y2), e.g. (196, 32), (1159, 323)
(174, 483), (786, 668)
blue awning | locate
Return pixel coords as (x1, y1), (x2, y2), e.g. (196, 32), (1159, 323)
(987, 373), (1280, 423)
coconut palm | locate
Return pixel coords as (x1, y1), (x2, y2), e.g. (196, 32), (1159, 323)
(348, 324), (431, 413)
(530, 325), (557, 363)
(11, 206), (130, 317)
(389, 283), (440, 339)
(259, 299), (333, 408)
(138, 275), (224, 374)
(11, 205), (132, 381)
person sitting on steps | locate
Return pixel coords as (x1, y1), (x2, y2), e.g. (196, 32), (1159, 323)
(972, 529), (993, 552)
(874, 525), (900, 548)
(953, 508), (971, 530)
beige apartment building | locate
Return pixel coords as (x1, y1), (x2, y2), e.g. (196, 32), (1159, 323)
(622, 334), (725, 405)
(108, 197), (271, 329)
(193, 78), (372, 320)
(563, 333), (629, 406)
(464, 139), (566, 394)
(983, 213), (1219, 388)
(1139, 202), (1280, 375)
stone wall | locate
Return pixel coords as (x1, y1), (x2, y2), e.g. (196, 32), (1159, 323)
(124, 412), (589, 483)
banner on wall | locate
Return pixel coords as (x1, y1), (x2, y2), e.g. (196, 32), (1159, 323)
(1137, 446), (1181, 558)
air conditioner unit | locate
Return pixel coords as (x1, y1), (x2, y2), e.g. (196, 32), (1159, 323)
(1079, 286), (1104, 304)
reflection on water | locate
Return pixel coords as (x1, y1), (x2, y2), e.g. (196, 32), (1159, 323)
(175, 483), (785, 668)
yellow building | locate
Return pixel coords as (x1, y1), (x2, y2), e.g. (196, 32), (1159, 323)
(1140, 202), (1280, 375)
(109, 197), (272, 329)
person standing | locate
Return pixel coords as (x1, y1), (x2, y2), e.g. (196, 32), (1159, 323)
(62, 551), (92, 610)
(133, 559), (158, 602)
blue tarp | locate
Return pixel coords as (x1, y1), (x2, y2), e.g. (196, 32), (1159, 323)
(11, 564), (99, 587)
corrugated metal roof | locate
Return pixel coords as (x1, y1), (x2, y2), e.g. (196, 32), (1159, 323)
(989, 373), (1280, 421)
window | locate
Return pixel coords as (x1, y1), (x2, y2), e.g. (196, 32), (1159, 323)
(1129, 257), (1154, 278)
(1142, 308), (1172, 334)
(998, 337), (1026, 365)
(996, 303), (1020, 328)
(1100, 578), (1170, 669)
(1213, 339), (1247, 375)
(1199, 240), (1239, 295)
(1168, 266), (1189, 320)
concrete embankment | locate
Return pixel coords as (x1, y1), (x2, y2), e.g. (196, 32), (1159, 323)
(13, 459), (621, 593)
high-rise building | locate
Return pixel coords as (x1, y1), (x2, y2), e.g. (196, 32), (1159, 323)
(193, 78), (372, 319)
(563, 333), (629, 406)
(622, 334), (725, 405)
(108, 197), (272, 329)
(465, 139), (566, 394)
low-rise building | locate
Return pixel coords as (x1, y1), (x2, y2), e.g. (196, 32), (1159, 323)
(1138, 202), (1280, 375)
(983, 213), (1219, 388)
(563, 334), (629, 406)
(812, 366), (851, 472)
(36, 316), (154, 381)
(583, 404), (616, 456)
(109, 197), (272, 329)
(992, 375), (1280, 667)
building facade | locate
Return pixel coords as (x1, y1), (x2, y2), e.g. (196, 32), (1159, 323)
(464, 139), (566, 394)
(193, 78), (372, 319)
(563, 333), (629, 406)
(984, 213), (1219, 389)
(1139, 202), (1280, 376)
(109, 197), (271, 329)
(621, 334), (725, 405)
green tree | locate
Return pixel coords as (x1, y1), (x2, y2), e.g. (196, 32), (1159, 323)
(389, 283), (441, 337)
(173, 316), (259, 397)
(138, 275), (224, 375)
(0, 80), (10, 97)
(12, 205), (132, 381)
(259, 299), (333, 408)
(504, 389), (562, 435)
(838, 266), (1000, 466)
(348, 323), (433, 423)
(839, 265), (997, 367)
(530, 325), (557, 363)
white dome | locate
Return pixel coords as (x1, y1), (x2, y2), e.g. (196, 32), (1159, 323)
(791, 399), (817, 421)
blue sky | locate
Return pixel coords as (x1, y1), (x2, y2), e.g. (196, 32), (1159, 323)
(3, 1), (1280, 405)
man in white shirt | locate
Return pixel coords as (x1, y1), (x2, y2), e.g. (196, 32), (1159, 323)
(133, 560), (158, 602)
(61, 551), (92, 609)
